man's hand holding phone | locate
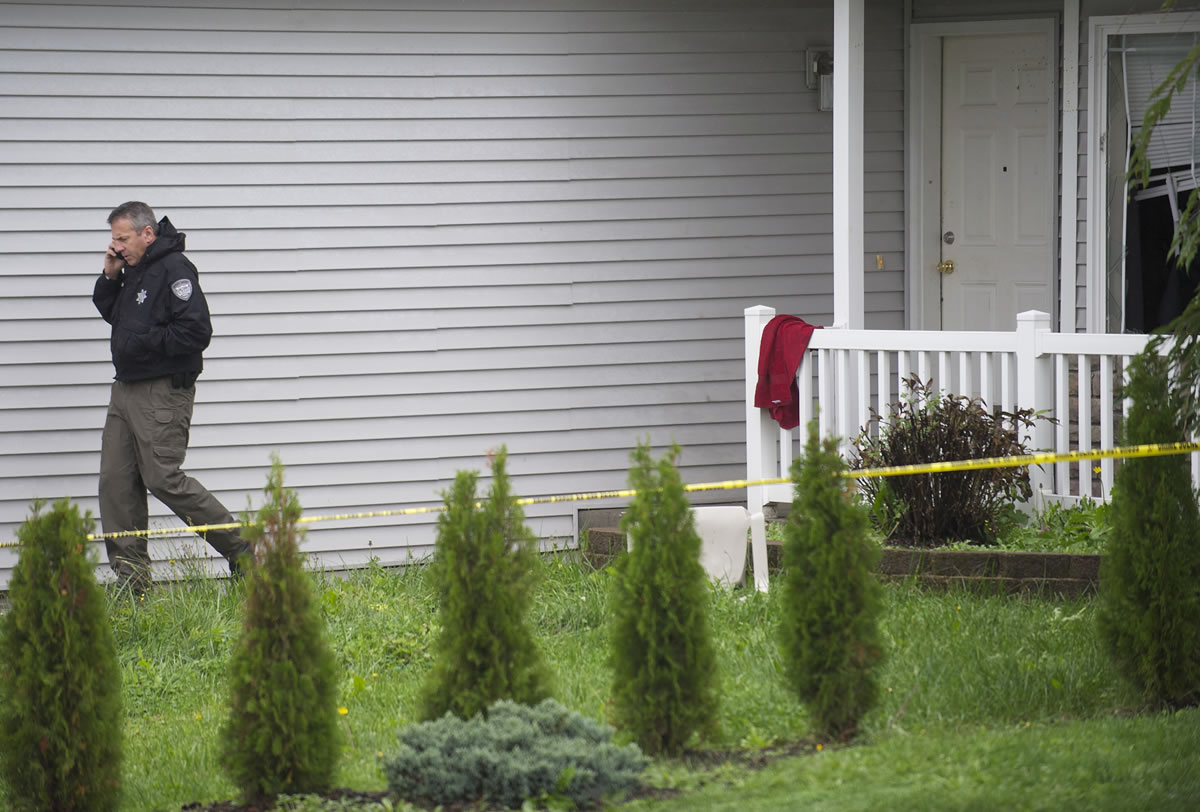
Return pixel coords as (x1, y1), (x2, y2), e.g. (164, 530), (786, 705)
(103, 243), (124, 279)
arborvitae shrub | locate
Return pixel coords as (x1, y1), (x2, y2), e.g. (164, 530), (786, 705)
(780, 422), (885, 741)
(419, 445), (552, 721)
(853, 375), (1037, 546)
(384, 698), (647, 809)
(219, 456), (342, 802)
(1098, 351), (1200, 708)
(608, 441), (718, 756)
(0, 499), (123, 812)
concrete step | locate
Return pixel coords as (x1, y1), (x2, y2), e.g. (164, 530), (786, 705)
(581, 527), (626, 569)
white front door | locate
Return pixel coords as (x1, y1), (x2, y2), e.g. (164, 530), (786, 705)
(939, 31), (1055, 331)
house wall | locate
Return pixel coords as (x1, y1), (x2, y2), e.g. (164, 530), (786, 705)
(0, 0), (905, 584)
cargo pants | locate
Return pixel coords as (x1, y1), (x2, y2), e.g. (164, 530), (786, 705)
(99, 377), (251, 590)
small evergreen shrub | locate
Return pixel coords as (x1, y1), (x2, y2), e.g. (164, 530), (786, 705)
(383, 698), (647, 809)
(419, 446), (553, 721)
(780, 422), (885, 741)
(608, 441), (718, 756)
(0, 499), (123, 812)
(220, 456), (343, 802)
(854, 374), (1038, 546)
(1098, 351), (1200, 708)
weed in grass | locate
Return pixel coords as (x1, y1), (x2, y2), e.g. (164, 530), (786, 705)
(981, 498), (1111, 554)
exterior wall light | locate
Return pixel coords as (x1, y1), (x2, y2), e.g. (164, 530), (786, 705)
(806, 47), (834, 112)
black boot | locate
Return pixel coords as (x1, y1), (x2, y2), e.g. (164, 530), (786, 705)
(228, 550), (252, 580)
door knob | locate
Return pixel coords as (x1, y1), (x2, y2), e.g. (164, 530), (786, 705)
(937, 259), (956, 275)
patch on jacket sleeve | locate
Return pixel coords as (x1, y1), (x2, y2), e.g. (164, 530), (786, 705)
(171, 279), (193, 301)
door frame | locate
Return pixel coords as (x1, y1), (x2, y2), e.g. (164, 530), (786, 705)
(906, 18), (1059, 331)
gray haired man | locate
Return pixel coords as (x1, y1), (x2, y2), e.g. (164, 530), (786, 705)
(93, 201), (251, 592)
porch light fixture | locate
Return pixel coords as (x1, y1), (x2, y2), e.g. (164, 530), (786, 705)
(806, 47), (834, 112)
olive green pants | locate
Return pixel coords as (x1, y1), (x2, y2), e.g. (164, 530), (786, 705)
(99, 377), (251, 589)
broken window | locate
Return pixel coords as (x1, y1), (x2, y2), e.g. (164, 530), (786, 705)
(1109, 32), (1200, 333)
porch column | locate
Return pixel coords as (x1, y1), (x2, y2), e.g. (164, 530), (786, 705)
(1015, 310), (1054, 508)
(1060, 0), (1080, 332)
(832, 0), (865, 329)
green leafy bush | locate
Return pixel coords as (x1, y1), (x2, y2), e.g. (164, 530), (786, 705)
(419, 446), (553, 721)
(220, 457), (343, 802)
(1098, 351), (1200, 708)
(383, 698), (646, 809)
(854, 375), (1038, 547)
(608, 441), (718, 756)
(0, 499), (123, 811)
(780, 423), (885, 741)
(1012, 498), (1112, 554)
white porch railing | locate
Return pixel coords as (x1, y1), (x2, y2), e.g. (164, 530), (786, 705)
(744, 305), (1197, 514)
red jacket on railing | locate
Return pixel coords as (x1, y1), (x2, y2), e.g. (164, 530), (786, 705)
(754, 315), (819, 430)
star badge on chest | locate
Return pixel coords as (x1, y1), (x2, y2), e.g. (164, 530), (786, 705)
(136, 288), (148, 305)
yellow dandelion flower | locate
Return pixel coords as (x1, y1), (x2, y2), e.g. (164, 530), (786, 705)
(338, 706), (349, 716)
(194, 712), (202, 722)
(816, 743), (823, 751)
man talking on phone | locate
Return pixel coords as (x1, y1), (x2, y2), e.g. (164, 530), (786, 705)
(93, 201), (251, 593)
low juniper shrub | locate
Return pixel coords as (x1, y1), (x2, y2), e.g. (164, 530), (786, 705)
(608, 441), (719, 756)
(1098, 350), (1200, 708)
(219, 456), (343, 802)
(383, 699), (647, 810)
(780, 422), (885, 741)
(0, 499), (123, 812)
(419, 446), (553, 721)
(854, 374), (1039, 546)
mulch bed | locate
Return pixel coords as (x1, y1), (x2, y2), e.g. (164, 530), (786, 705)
(179, 740), (822, 810)
(181, 788), (390, 811)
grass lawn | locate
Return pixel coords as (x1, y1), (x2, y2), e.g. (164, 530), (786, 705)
(3, 554), (1197, 811)
(635, 710), (1200, 811)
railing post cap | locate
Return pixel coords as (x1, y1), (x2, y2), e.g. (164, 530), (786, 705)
(745, 304), (776, 317)
(1016, 309), (1051, 323)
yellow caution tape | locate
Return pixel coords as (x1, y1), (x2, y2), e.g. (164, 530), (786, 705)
(846, 440), (1200, 479)
(2, 441), (1197, 549)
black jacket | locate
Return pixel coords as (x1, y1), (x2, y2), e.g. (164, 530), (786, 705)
(93, 217), (212, 383)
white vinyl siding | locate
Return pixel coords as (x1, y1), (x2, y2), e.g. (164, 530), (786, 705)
(0, 0), (904, 585)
